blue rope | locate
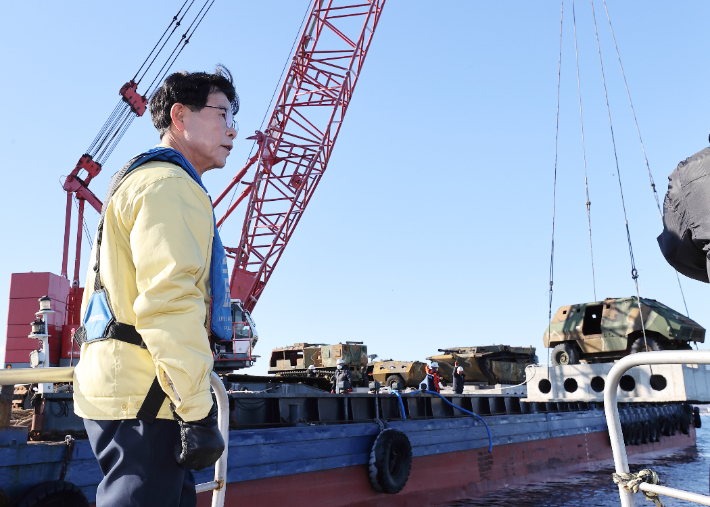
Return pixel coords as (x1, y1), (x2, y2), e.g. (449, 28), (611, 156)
(425, 390), (493, 452)
(390, 391), (407, 420)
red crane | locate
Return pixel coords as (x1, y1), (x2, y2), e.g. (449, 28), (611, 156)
(3, 0), (386, 370)
(214, 0), (386, 312)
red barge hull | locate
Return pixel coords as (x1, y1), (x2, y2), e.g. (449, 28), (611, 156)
(201, 427), (696, 507)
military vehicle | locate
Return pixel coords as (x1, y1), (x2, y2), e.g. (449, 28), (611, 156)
(367, 359), (427, 389)
(427, 346), (537, 385)
(544, 297), (706, 365)
(268, 342), (368, 386)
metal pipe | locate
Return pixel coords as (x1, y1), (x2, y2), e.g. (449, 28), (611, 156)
(61, 193), (73, 278)
(0, 367), (75, 384)
(604, 350), (710, 507)
(209, 371), (229, 507)
(195, 372), (229, 507)
(639, 483), (710, 506)
(73, 198), (85, 287)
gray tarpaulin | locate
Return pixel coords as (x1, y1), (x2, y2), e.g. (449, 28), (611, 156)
(658, 147), (710, 283)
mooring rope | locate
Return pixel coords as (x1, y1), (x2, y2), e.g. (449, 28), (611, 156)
(612, 469), (665, 507)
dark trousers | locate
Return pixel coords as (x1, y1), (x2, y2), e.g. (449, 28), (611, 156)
(84, 418), (196, 507)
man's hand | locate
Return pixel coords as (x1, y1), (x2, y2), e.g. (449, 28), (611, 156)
(172, 402), (225, 471)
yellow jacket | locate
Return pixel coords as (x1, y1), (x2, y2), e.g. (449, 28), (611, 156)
(73, 159), (215, 422)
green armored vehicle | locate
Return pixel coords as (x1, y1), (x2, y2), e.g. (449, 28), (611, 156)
(427, 346), (537, 385)
(544, 297), (705, 365)
(367, 359), (427, 389)
(268, 342), (368, 386)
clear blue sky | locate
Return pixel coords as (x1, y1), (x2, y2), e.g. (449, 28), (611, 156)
(1, 1), (709, 374)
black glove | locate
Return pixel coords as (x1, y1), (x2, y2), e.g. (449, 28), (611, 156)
(172, 402), (225, 471)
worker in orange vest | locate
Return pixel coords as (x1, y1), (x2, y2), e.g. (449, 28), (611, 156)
(424, 362), (443, 393)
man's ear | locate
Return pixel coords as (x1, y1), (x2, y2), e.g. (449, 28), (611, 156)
(170, 103), (186, 133)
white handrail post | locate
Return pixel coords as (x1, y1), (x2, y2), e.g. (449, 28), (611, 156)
(209, 371), (229, 507)
(604, 350), (710, 507)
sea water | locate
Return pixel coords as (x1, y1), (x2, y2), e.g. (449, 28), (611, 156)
(449, 415), (709, 506)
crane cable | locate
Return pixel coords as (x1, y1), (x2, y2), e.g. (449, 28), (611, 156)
(133, 0), (194, 85)
(218, 0), (312, 233)
(83, 0), (214, 167)
(600, 0), (690, 318)
(589, 0), (648, 349)
(547, 0), (564, 367)
(572, 0), (597, 302)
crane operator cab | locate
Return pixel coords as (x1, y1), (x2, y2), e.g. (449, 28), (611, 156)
(212, 299), (259, 372)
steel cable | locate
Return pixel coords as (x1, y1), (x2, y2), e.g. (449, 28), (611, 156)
(590, 0), (648, 348)
(218, 0), (313, 233)
(134, 0), (194, 84)
(572, 0), (597, 302)
(145, 0), (215, 98)
(547, 0), (564, 367)
(601, 0), (690, 318)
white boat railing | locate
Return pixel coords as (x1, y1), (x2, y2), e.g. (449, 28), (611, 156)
(604, 350), (710, 507)
(0, 367), (229, 507)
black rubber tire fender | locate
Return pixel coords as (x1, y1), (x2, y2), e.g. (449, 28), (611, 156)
(550, 343), (580, 366)
(631, 423), (643, 445)
(640, 422), (650, 445)
(650, 420), (660, 443)
(11, 481), (89, 507)
(629, 336), (664, 354)
(368, 428), (412, 494)
(694, 406), (702, 429)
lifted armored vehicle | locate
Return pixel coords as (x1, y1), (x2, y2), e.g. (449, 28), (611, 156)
(268, 342), (368, 386)
(427, 346), (537, 385)
(367, 359), (427, 389)
(544, 297), (706, 365)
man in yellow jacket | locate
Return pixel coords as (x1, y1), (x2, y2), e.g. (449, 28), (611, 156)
(72, 66), (239, 507)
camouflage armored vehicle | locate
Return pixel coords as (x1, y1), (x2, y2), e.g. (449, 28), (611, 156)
(268, 342), (368, 386)
(367, 359), (427, 389)
(544, 297), (706, 365)
(427, 346), (537, 385)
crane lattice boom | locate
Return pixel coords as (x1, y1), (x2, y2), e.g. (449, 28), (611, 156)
(214, 0), (386, 311)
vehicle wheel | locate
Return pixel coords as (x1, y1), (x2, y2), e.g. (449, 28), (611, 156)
(368, 428), (412, 494)
(550, 343), (580, 366)
(630, 336), (664, 354)
(11, 481), (88, 507)
(386, 375), (405, 390)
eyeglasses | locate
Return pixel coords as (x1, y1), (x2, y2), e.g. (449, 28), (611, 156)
(203, 105), (238, 133)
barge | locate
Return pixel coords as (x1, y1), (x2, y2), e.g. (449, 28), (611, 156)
(0, 372), (700, 506)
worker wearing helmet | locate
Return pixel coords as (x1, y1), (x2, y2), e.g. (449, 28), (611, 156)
(453, 364), (466, 394)
(306, 364), (317, 378)
(331, 358), (354, 393)
(424, 361), (443, 393)
(73, 66), (238, 507)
